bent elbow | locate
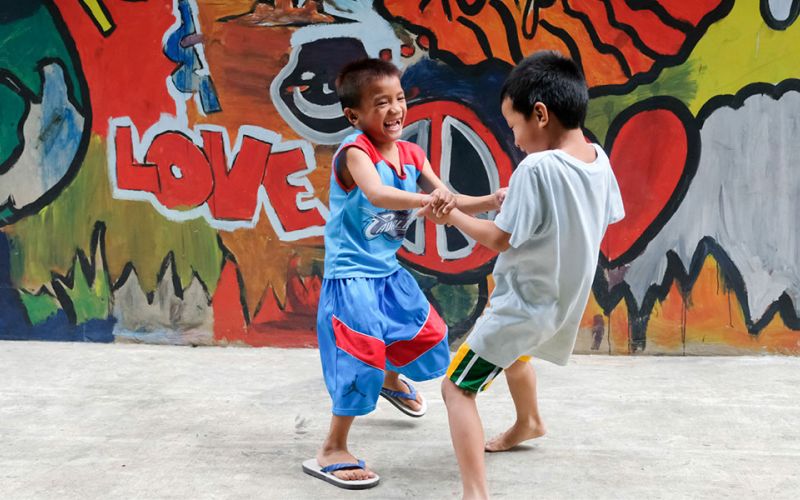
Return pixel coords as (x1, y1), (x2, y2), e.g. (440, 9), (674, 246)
(488, 232), (511, 253)
(492, 240), (511, 253)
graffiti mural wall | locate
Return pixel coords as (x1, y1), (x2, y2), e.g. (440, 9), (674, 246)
(1, 0), (799, 355)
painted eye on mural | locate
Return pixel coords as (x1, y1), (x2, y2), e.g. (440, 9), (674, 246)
(761, 0), (800, 29)
(270, 37), (369, 144)
(399, 101), (512, 278)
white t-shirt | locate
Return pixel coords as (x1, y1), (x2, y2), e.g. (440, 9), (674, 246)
(466, 144), (624, 367)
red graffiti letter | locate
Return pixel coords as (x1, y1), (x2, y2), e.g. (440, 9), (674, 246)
(202, 130), (271, 221)
(114, 126), (159, 193)
(145, 132), (213, 209)
(264, 149), (326, 233)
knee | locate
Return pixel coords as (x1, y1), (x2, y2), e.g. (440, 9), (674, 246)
(441, 377), (476, 404)
(440, 377), (452, 402)
(505, 359), (531, 378)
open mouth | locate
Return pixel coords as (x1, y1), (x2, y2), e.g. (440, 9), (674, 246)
(384, 119), (403, 132)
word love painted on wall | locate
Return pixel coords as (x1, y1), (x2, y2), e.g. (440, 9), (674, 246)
(107, 117), (328, 240)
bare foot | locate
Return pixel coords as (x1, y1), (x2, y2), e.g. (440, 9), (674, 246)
(485, 421), (546, 452)
(382, 377), (423, 412)
(316, 448), (376, 481)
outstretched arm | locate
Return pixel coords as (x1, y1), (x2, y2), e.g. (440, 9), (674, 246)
(417, 159), (507, 215)
(345, 147), (430, 210)
(419, 205), (511, 253)
(456, 188), (507, 216)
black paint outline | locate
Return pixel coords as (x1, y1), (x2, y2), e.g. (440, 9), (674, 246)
(760, 0), (800, 30)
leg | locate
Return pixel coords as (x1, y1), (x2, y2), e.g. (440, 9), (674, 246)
(382, 370), (423, 412)
(485, 359), (546, 452)
(316, 414), (376, 481)
(442, 378), (489, 500)
(380, 269), (449, 415)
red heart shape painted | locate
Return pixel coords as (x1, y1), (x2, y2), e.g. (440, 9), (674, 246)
(601, 101), (698, 265)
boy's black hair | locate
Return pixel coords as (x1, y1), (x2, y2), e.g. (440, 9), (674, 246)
(500, 51), (588, 129)
(335, 58), (402, 109)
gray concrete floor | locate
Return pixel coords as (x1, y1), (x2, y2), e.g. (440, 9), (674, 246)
(0, 341), (798, 499)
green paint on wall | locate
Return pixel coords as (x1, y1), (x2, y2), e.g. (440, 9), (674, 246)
(431, 282), (479, 326)
(59, 257), (111, 324)
(18, 289), (60, 325)
(8, 136), (222, 294)
(405, 266), (439, 290)
(586, 63), (697, 145)
(0, 85), (26, 168)
(0, 206), (12, 222)
(0, 2), (85, 167)
(0, 2), (84, 108)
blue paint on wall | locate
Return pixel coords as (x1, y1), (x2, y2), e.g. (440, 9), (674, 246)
(0, 232), (115, 342)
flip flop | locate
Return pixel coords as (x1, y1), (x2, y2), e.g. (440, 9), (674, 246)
(379, 379), (427, 418)
(302, 458), (380, 490)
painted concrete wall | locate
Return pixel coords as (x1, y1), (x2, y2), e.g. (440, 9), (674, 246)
(1, 0), (799, 355)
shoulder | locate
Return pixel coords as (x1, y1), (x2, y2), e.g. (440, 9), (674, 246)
(396, 140), (426, 171)
(336, 132), (381, 165)
(513, 151), (559, 179)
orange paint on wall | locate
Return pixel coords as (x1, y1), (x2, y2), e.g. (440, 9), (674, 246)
(644, 282), (685, 354)
(684, 256), (799, 354)
(576, 255), (799, 357)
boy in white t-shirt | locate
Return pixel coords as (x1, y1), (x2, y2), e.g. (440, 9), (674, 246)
(420, 51), (625, 499)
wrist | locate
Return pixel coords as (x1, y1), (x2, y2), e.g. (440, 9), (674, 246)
(445, 208), (462, 226)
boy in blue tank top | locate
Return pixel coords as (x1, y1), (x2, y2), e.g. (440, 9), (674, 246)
(302, 58), (505, 490)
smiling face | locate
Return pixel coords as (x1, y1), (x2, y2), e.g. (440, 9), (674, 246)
(345, 75), (407, 150)
(501, 96), (549, 154)
(272, 38), (369, 144)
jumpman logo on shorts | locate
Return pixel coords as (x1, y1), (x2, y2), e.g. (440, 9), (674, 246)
(342, 375), (367, 398)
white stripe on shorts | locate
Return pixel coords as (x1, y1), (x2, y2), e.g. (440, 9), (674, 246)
(478, 367), (501, 392)
(455, 354), (479, 386)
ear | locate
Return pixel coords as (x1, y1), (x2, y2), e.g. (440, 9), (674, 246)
(533, 102), (549, 127)
(343, 107), (358, 126)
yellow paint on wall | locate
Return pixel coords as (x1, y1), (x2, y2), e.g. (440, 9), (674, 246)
(80, 0), (113, 34)
(676, 1), (800, 113)
(7, 136), (222, 294)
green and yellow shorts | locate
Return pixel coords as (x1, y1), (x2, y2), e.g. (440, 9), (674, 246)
(446, 342), (531, 393)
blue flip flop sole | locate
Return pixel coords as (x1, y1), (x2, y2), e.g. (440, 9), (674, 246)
(302, 459), (380, 490)
(379, 380), (428, 417)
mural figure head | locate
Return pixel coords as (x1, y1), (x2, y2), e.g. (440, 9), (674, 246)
(336, 58), (405, 150)
(271, 37), (369, 144)
(500, 50), (588, 154)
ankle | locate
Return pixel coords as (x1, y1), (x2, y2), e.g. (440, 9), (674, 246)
(320, 441), (348, 455)
(522, 414), (543, 426)
(516, 416), (543, 430)
(463, 484), (489, 500)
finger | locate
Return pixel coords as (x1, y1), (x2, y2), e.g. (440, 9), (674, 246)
(417, 204), (431, 218)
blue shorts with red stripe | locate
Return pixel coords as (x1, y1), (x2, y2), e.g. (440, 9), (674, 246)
(316, 268), (450, 416)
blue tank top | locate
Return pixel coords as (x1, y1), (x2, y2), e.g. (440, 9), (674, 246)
(324, 131), (425, 278)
